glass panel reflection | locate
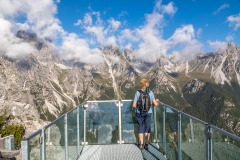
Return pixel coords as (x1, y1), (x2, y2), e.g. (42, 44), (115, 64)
(85, 101), (119, 144)
(155, 104), (164, 152)
(181, 115), (206, 160)
(29, 132), (41, 160)
(212, 128), (240, 160)
(45, 116), (65, 160)
(121, 100), (137, 143)
(165, 106), (178, 160)
(67, 108), (78, 160)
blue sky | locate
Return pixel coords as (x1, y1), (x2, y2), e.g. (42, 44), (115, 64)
(0, 0), (239, 62)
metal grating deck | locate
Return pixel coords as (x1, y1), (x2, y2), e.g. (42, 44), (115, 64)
(78, 143), (166, 160)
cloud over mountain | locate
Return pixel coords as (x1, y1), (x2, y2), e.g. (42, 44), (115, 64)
(0, 0), (239, 63)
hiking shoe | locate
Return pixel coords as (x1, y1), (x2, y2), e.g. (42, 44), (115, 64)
(144, 144), (149, 150)
(139, 144), (144, 150)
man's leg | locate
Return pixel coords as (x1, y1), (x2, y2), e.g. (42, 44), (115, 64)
(144, 133), (150, 144)
(139, 133), (144, 144)
(136, 113), (144, 149)
(144, 113), (152, 150)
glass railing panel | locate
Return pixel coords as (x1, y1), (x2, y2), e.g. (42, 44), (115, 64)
(28, 131), (41, 160)
(165, 106), (178, 160)
(155, 104), (164, 151)
(67, 108), (78, 160)
(181, 114), (206, 160)
(150, 107), (157, 143)
(85, 101), (119, 144)
(45, 116), (65, 160)
(212, 127), (240, 160)
(121, 100), (137, 143)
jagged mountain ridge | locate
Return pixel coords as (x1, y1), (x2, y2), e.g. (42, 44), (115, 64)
(0, 31), (240, 136)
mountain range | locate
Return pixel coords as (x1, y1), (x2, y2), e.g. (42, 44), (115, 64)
(0, 30), (240, 136)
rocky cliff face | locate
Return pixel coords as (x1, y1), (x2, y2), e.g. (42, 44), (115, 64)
(1, 31), (240, 136)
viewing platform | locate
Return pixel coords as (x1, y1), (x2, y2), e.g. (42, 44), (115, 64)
(21, 100), (240, 160)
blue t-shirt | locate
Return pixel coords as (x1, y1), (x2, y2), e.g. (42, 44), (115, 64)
(133, 89), (155, 114)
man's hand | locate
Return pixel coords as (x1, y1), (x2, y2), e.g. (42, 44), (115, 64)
(132, 101), (137, 108)
(153, 99), (160, 106)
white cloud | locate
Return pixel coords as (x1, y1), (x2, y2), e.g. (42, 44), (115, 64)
(106, 36), (117, 46)
(226, 35), (234, 41)
(208, 40), (228, 52)
(133, 12), (166, 62)
(0, 0), (67, 59)
(180, 42), (203, 60)
(117, 1), (177, 61)
(118, 11), (128, 18)
(118, 1), (202, 63)
(75, 12), (120, 47)
(60, 33), (103, 63)
(154, 1), (177, 16)
(74, 20), (82, 26)
(0, 0), (64, 40)
(107, 18), (121, 30)
(213, 4), (229, 15)
(0, 0), (203, 63)
(161, 2), (177, 15)
(78, 13), (93, 26)
(120, 29), (138, 42)
(85, 26), (105, 44)
(168, 25), (195, 45)
(227, 14), (240, 31)
(16, 22), (30, 31)
(84, 14), (93, 25)
(167, 25), (203, 60)
(196, 28), (202, 37)
(0, 18), (35, 59)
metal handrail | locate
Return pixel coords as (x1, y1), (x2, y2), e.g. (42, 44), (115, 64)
(210, 125), (240, 141)
(22, 129), (41, 141)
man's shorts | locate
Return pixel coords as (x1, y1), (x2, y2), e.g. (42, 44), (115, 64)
(136, 112), (152, 133)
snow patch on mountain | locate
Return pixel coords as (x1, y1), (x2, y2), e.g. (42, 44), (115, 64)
(185, 61), (189, 76)
(212, 55), (230, 84)
(102, 53), (122, 100)
(203, 58), (212, 72)
(52, 90), (67, 108)
(55, 63), (69, 69)
(44, 99), (59, 117)
(50, 77), (76, 106)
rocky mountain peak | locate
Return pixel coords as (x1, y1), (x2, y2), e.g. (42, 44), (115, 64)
(16, 30), (44, 50)
(185, 79), (205, 94)
(16, 30), (37, 42)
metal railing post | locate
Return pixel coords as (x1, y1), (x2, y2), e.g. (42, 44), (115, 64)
(163, 105), (166, 157)
(21, 140), (30, 160)
(178, 112), (182, 160)
(41, 128), (46, 160)
(64, 114), (68, 160)
(5, 135), (14, 150)
(153, 107), (157, 142)
(77, 106), (80, 154)
(206, 125), (213, 160)
(190, 118), (194, 143)
(118, 100), (123, 144)
(83, 103), (87, 144)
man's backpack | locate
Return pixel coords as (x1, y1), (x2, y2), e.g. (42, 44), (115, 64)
(137, 88), (151, 112)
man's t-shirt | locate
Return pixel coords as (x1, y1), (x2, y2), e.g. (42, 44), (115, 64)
(133, 89), (155, 114)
